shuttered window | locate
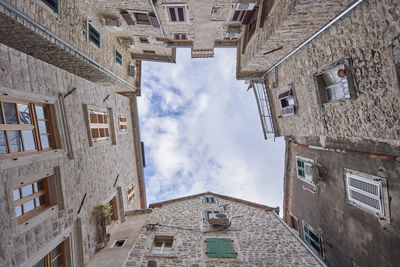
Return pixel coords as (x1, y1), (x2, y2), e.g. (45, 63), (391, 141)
(206, 238), (237, 258)
(115, 50), (122, 66)
(127, 185), (134, 203)
(88, 108), (110, 143)
(204, 196), (216, 203)
(119, 115), (127, 132)
(278, 88), (295, 116)
(296, 158), (305, 179)
(303, 223), (323, 257)
(88, 24), (100, 48)
(168, 7), (186, 22)
(174, 33), (188, 40)
(205, 210), (219, 221)
(345, 172), (384, 215)
(41, 0), (58, 13)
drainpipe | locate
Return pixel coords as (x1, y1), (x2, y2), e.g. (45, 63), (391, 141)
(260, 0), (365, 81)
(0, 0), (137, 91)
(148, 0), (175, 63)
(272, 210), (327, 267)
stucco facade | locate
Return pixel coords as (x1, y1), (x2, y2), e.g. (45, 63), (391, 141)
(123, 193), (321, 266)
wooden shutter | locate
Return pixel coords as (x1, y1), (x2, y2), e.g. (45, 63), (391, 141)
(121, 11), (135, 25)
(148, 13), (160, 28)
(346, 173), (383, 215)
(206, 238), (236, 258)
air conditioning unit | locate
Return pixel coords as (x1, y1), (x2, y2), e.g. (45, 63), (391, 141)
(119, 37), (134, 48)
(304, 162), (322, 183)
(235, 2), (256, 11)
(209, 213), (229, 226)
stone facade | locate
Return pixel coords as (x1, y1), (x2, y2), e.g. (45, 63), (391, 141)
(283, 140), (400, 266)
(124, 193), (321, 266)
(0, 42), (145, 266)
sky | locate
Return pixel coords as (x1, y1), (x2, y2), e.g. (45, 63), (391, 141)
(137, 48), (286, 211)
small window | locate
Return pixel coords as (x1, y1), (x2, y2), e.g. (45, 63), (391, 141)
(345, 171), (385, 217)
(139, 37), (149, 43)
(88, 108), (111, 143)
(115, 50), (122, 66)
(41, 0), (58, 13)
(133, 12), (151, 25)
(205, 210), (219, 221)
(34, 240), (66, 267)
(173, 33), (188, 40)
(88, 24), (100, 48)
(205, 238), (237, 258)
(203, 196), (216, 203)
(0, 99), (55, 159)
(168, 6), (186, 22)
(246, 7), (258, 42)
(143, 50), (156, 55)
(127, 185), (134, 203)
(290, 215), (298, 233)
(315, 60), (354, 104)
(295, 156), (314, 183)
(118, 115), (127, 132)
(152, 236), (173, 255)
(303, 222), (323, 257)
(13, 178), (49, 223)
(112, 239), (127, 248)
(278, 87), (295, 116)
(211, 7), (219, 14)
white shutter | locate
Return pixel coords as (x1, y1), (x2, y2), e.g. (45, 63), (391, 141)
(346, 173), (383, 215)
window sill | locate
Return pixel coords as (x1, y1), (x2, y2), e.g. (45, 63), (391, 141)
(16, 205), (59, 234)
(0, 149), (64, 169)
(145, 253), (177, 258)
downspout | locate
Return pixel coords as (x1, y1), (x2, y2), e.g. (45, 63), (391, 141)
(149, 0), (175, 63)
(272, 210), (327, 267)
(260, 0), (365, 81)
(0, 0), (137, 91)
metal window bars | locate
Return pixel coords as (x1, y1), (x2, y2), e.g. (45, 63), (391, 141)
(252, 81), (275, 140)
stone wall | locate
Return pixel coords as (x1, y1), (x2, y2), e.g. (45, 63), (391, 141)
(124, 194), (319, 266)
(266, 0), (400, 147)
(284, 141), (400, 266)
(0, 43), (143, 266)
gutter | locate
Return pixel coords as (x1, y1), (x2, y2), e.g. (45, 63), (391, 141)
(272, 210), (327, 267)
(148, 0), (174, 63)
(260, 0), (365, 81)
(0, 0), (137, 91)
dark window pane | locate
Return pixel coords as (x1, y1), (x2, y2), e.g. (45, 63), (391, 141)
(39, 121), (51, 134)
(3, 102), (18, 124)
(169, 8), (176, 21)
(0, 105), (3, 124)
(34, 180), (45, 192)
(21, 184), (33, 197)
(0, 131), (8, 154)
(8, 130), (23, 153)
(51, 255), (63, 267)
(36, 195), (46, 207)
(34, 257), (46, 267)
(24, 199), (35, 213)
(15, 205), (22, 217)
(17, 104), (31, 124)
(22, 130), (36, 151)
(40, 135), (52, 149)
(13, 189), (20, 201)
(51, 244), (62, 259)
(178, 8), (184, 21)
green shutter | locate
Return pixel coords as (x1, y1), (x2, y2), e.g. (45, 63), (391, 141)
(297, 159), (305, 178)
(206, 238), (236, 258)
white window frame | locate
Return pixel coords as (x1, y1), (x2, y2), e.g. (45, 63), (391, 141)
(344, 169), (389, 220)
(127, 184), (134, 203)
(111, 238), (127, 248)
(151, 236), (174, 255)
(118, 115), (127, 133)
(165, 5), (188, 23)
(295, 156), (315, 185)
(302, 221), (323, 257)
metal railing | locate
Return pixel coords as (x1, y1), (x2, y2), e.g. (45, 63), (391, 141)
(252, 82), (275, 140)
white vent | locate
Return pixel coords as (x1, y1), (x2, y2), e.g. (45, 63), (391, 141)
(209, 213), (229, 226)
(346, 173), (383, 215)
(235, 3), (256, 11)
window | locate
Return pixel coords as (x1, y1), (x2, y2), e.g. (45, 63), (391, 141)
(345, 171), (385, 217)
(211, 7), (219, 14)
(278, 87), (295, 116)
(133, 12), (151, 25)
(107, 198), (117, 226)
(290, 214), (299, 233)
(143, 50), (156, 55)
(139, 37), (149, 43)
(167, 6), (186, 22)
(152, 236), (173, 255)
(303, 222), (323, 257)
(127, 185), (134, 203)
(173, 33), (188, 40)
(205, 210), (219, 221)
(315, 60), (354, 104)
(34, 240), (65, 267)
(231, 3), (257, 25)
(13, 178), (49, 223)
(41, 0), (58, 13)
(0, 99), (55, 159)
(118, 115), (127, 133)
(115, 50), (122, 66)
(246, 7), (258, 42)
(295, 156), (315, 183)
(205, 238), (237, 258)
(88, 108), (110, 143)
(88, 24), (100, 48)
(204, 196), (216, 203)
(112, 239), (127, 248)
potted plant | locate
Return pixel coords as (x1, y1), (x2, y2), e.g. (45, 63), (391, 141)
(95, 203), (111, 250)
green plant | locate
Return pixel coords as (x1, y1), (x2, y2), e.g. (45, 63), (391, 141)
(96, 203), (111, 217)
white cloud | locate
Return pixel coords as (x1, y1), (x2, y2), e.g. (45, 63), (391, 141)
(138, 48), (285, 210)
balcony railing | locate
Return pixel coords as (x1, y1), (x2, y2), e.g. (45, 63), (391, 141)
(252, 81), (275, 139)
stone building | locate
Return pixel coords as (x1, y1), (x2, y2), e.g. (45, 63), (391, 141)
(283, 139), (400, 266)
(116, 192), (324, 266)
(0, 0), (149, 266)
